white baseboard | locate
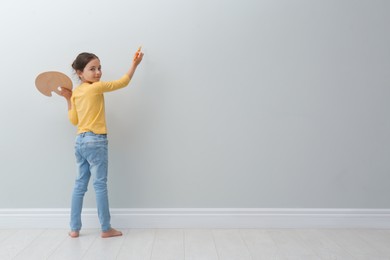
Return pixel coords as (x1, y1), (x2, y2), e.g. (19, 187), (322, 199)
(1, 208), (390, 229)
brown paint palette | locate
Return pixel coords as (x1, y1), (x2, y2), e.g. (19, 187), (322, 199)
(35, 71), (73, 97)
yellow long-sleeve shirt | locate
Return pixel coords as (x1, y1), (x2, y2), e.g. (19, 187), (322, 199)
(68, 74), (131, 134)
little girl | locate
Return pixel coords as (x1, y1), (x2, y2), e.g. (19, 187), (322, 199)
(61, 48), (144, 238)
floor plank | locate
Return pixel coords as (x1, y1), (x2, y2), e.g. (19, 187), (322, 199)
(150, 229), (184, 260)
(47, 229), (98, 260)
(82, 229), (128, 260)
(321, 229), (388, 259)
(240, 229), (279, 259)
(184, 229), (219, 260)
(0, 229), (16, 244)
(296, 229), (355, 260)
(267, 229), (318, 259)
(116, 229), (155, 260)
(212, 229), (252, 260)
(13, 229), (67, 260)
(353, 229), (390, 257)
(0, 229), (43, 260)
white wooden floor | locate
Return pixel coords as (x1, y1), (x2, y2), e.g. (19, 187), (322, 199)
(0, 228), (390, 259)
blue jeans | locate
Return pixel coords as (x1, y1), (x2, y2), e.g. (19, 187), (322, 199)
(70, 132), (111, 232)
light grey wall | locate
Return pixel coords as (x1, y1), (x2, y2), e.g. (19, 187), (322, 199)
(0, 0), (389, 208)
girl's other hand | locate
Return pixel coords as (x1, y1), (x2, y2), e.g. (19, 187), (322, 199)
(60, 87), (72, 100)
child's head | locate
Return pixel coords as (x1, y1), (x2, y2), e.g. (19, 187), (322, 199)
(72, 52), (101, 82)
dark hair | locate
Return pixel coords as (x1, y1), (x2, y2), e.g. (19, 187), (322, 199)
(72, 52), (99, 77)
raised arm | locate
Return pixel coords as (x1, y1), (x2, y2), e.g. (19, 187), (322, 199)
(99, 48), (144, 92)
(126, 47), (144, 80)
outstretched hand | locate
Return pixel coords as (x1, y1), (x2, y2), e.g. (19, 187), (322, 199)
(133, 47), (144, 66)
(126, 47), (144, 82)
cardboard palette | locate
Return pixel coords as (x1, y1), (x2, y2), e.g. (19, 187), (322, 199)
(35, 71), (73, 97)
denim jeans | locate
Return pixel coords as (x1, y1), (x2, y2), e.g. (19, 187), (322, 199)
(70, 132), (111, 232)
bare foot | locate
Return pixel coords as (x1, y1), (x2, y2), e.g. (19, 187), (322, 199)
(68, 231), (79, 238)
(101, 228), (122, 238)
